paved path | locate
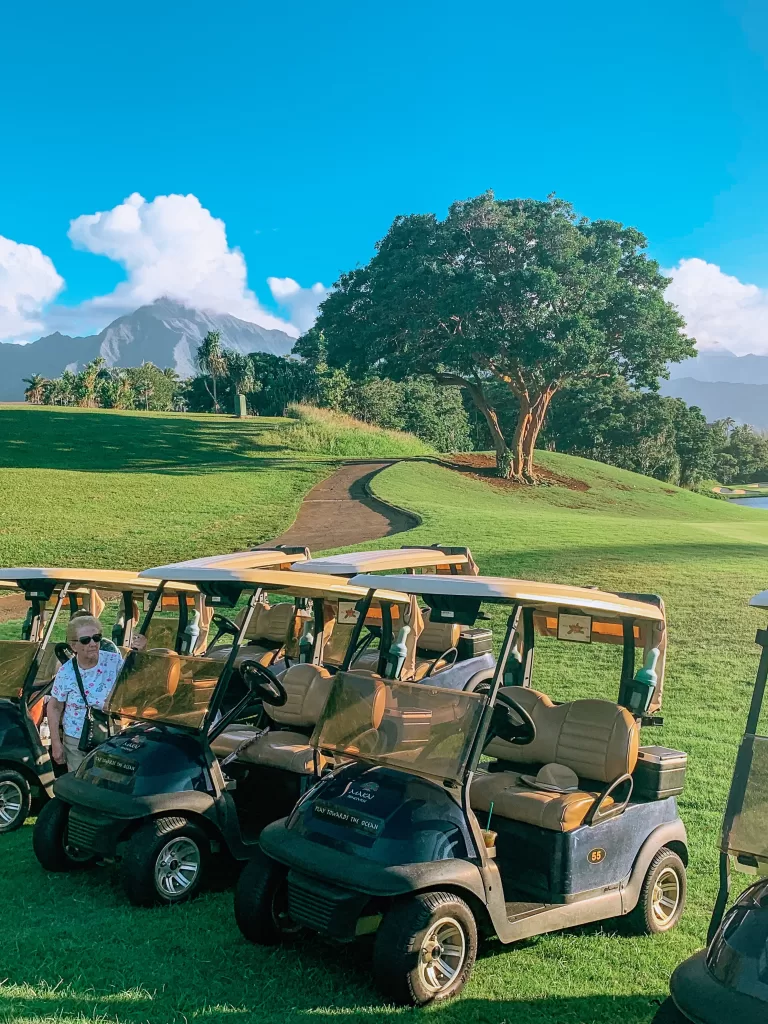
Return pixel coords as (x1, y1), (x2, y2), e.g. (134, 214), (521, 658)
(264, 461), (419, 552)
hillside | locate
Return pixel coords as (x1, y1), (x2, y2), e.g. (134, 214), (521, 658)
(0, 298), (295, 401)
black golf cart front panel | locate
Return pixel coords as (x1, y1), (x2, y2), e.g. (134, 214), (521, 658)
(491, 795), (683, 902)
(288, 762), (476, 863)
(53, 724), (217, 856)
(701, 878), (768, 1011)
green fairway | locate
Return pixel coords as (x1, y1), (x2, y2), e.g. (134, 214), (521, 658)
(2, 411), (768, 1023)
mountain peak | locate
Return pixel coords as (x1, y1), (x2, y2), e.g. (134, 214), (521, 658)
(0, 302), (295, 400)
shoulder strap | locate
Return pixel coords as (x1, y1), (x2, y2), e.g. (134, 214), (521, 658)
(71, 658), (90, 708)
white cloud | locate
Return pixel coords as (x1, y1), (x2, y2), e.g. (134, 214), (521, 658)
(666, 258), (768, 356)
(0, 235), (64, 342)
(64, 192), (314, 337)
(268, 277), (329, 333)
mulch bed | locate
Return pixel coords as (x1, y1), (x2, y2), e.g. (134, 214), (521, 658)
(440, 453), (590, 492)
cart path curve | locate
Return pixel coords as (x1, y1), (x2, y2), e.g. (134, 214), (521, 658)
(263, 461), (420, 552)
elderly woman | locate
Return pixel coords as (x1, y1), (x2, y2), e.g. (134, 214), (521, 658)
(47, 614), (145, 772)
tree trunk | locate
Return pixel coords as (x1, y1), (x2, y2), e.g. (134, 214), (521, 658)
(435, 372), (512, 472)
(516, 388), (556, 481)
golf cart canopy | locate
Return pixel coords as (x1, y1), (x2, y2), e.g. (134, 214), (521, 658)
(292, 546), (478, 577)
(0, 567), (198, 596)
(137, 566), (410, 605)
(143, 547), (309, 578)
(349, 574), (665, 622)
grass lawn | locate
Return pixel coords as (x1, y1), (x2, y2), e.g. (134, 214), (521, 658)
(2, 411), (768, 1023)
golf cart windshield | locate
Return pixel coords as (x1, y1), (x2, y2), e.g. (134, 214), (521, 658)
(312, 671), (486, 785)
(0, 641), (38, 699)
(724, 735), (768, 874)
(106, 651), (222, 729)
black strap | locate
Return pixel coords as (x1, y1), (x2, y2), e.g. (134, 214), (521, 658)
(71, 658), (90, 709)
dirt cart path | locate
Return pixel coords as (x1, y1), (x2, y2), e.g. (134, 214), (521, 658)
(264, 461), (419, 552)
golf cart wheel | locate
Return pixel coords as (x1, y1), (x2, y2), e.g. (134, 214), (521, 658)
(32, 798), (96, 871)
(119, 816), (209, 907)
(373, 891), (478, 1006)
(0, 769), (32, 833)
(628, 847), (686, 935)
(234, 848), (303, 945)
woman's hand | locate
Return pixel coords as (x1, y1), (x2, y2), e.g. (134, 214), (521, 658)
(50, 739), (66, 765)
(130, 634), (148, 653)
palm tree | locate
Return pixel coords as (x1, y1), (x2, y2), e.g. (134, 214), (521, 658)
(23, 374), (48, 405)
(197, 330), (228, 412)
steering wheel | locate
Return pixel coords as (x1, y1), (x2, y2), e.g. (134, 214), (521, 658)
(54, 642), (73, 665)
(240, 660), (288, 707)
(487, 692), (536, 747)
(213, 613), (240, 637)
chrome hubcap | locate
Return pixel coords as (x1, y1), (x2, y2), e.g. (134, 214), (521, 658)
(652, 866), (681, 927)
(0, 781), (23, 827)
(418, 917), (466, 993)
(154, 837), (201, 898)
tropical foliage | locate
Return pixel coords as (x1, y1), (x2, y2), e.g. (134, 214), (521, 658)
(24, 359), (184, 412)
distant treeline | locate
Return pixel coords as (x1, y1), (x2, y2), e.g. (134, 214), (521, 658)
(24, 332), (768, 487)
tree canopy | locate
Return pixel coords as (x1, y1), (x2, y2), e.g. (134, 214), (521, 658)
(304, 192), (696, 479)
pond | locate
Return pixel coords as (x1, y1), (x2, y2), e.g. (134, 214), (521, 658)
(730, 496), (768, 509)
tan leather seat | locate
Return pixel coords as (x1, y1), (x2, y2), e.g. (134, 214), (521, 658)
(471, 686), (639, 832)
(212, 664), (335, 775)
(209, 603), (296, 665)
(414, 612), (461, 680)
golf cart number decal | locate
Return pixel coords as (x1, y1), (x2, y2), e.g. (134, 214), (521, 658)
(588, 848), (606, 864)
(313, 800), (383, 837)
(557, 613), (592, 644)
(92, 752), (138, 776)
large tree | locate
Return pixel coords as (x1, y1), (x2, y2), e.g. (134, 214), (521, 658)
(197, 330), (228, 412)
(304, 193), (695, 480)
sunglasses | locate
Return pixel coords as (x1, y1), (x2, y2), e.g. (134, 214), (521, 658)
(76, 634), (102, 646)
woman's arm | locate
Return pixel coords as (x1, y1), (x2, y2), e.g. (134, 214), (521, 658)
(47, 697), (66, 764)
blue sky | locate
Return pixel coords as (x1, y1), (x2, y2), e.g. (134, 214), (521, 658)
(1, 0), (767, 351)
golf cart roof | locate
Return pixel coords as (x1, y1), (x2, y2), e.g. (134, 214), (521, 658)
(144, 548), (308, 576)
(293, 547), (471, 576)
(137, 566), (411, 604)
(349, 573), (665, 622)
(0, 568), (198, 594)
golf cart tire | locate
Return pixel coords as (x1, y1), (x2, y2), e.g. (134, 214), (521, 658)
(0, 768), (32, 833)
(373, 890), (478, 1006)
(119, 816), (209, 907)
(627, 846), (686, 935)
(234, 849), (301, 945)
(32, 798), (96, 871)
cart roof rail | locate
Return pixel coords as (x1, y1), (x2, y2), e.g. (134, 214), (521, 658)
(0, 567), (198, 593)
(292, 546), (474, 576)
(137, 566), (410, 604)
(349, 573), (666, 622)
(144, 549), (309, 576)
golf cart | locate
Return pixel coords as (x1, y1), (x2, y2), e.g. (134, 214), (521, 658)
(657, 590), (768, 1024)
(33, 563), (409, 906)
(0, 568), (199, 834)
(294, 546), (495, 688)
(237, 574), (687, 1006)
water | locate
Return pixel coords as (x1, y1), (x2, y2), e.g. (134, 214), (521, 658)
(730, 496), (768, 509)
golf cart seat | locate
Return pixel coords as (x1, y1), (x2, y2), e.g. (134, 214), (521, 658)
(209, 604), (295, 666)
(212, 664), (336, 775)
(414, 613), (461, 680)
(471, 686), (638, 832)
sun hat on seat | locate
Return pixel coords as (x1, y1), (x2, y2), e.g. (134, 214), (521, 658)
(520, 762), (579, 794)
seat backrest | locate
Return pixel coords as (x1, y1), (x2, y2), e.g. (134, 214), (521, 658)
(268, 663), (333, 728)
(417, 610), (460, 655)
(485, 686), (639, 783)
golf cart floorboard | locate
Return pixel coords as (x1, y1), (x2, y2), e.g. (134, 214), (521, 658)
(505, 900), (547, 922)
